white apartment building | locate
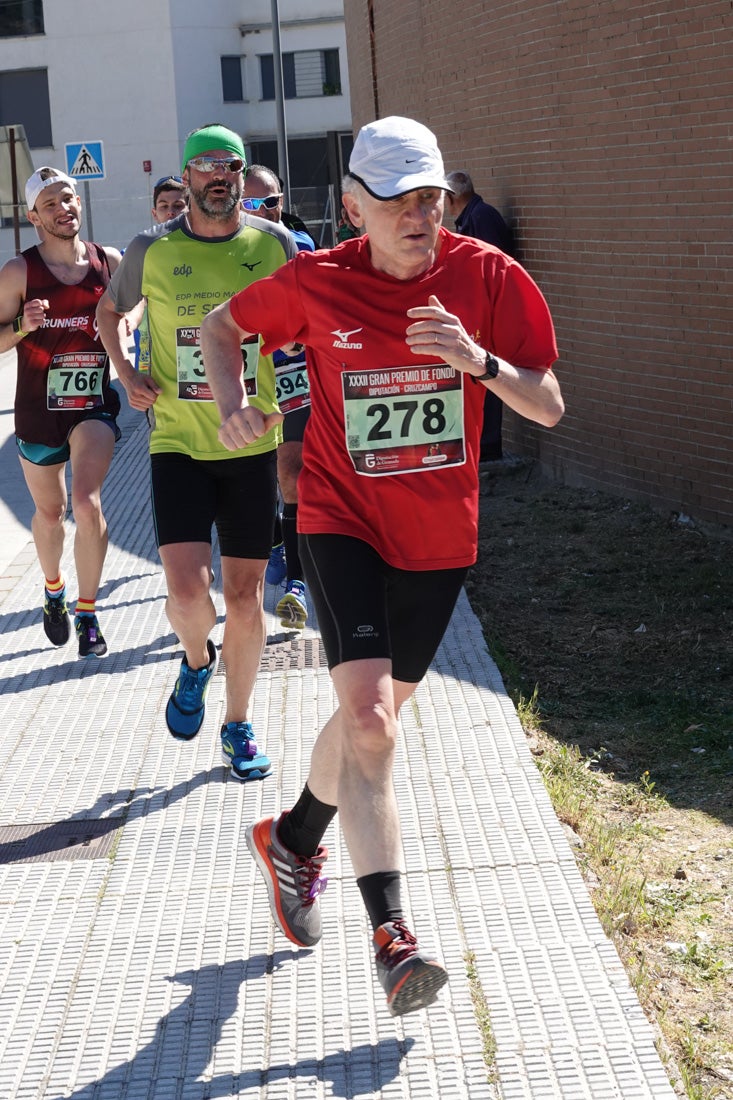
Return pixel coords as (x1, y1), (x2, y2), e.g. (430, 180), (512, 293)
(0, 0), (353, 263)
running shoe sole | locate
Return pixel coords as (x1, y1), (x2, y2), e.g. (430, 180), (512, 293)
(386, 958), (449, 1017)
(276, 591), (307, 630)
(220, 749), (272, 782)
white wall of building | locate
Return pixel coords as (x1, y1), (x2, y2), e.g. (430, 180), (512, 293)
(0, 0), (351, 263)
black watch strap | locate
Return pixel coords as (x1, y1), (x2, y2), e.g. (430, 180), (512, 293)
(12, 314), (26, 336)
(473, 351), (500, 381)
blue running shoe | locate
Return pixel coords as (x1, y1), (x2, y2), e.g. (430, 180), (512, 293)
(277, 580), (308, 630)
(221, 721), (272, 781)
(265, 542), (287, 586)
(165, 638), (217, 740)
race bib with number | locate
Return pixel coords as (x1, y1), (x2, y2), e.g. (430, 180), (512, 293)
(47, 352), (106, 411)
(343, 363), (466, 475)
(275, 356), (310, 415)
(175, 327), (259, 401)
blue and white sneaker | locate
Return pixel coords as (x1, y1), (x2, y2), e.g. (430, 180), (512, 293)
(265, 543), (287, 586)
(221, 721), (272, 781)
(165, 638), (217, 740)
(276, 580), (308, 630)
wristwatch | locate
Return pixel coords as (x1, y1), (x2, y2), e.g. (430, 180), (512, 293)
(473, 350), (500, 381)
(12, 314), (27, 338)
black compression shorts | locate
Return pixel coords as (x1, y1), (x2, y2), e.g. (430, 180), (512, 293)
(299, 533), (467, 683)
(151, 450), (277, 558)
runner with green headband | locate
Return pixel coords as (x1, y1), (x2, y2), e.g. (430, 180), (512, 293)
(96, 123), (298, 781)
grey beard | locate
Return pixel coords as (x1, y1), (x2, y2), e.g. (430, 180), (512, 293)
(193, 185), (240, 221)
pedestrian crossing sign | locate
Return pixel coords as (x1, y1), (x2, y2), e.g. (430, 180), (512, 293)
(65, 141), (105, 181)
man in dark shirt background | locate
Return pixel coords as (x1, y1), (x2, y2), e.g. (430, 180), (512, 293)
(446, 170), (515, 462)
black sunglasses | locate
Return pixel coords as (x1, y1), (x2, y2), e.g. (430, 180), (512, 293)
(154, 175), (183, 189)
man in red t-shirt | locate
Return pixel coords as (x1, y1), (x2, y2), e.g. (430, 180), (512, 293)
(201, 116), (564, 1017)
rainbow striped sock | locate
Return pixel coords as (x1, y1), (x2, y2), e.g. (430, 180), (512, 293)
(75, 598), (96, 617)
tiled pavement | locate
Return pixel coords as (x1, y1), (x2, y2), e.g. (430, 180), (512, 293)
(0, 361), (678, 1098)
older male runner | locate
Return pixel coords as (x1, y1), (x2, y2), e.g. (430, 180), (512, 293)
(201, 117), (564, 1013)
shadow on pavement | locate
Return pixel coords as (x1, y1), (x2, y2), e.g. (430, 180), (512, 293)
(60, 957), (413, 1100)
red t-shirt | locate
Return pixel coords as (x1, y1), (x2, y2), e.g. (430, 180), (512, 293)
(229, 228), (557, 570)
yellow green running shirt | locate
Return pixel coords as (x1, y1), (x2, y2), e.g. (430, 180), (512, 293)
(108, 212), (296, 460)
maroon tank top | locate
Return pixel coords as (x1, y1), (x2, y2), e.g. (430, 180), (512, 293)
(14, 242), (120, 446)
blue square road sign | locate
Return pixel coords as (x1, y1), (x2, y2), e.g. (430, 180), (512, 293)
(65, 141), (105, 181)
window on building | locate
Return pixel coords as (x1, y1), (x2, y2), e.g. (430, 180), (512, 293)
(221, 56), (244, 103)
(0, 68), (52, 146)
(0, 0), (44, 37)
(259, 49), (341, 101)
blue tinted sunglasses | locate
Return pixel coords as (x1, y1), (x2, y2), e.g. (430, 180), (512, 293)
(242, 194), (282, 211)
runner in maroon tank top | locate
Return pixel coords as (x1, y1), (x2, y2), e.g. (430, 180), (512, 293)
(0, 167), (122, 658)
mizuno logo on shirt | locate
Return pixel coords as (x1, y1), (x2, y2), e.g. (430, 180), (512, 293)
(331, 326), (363, 349)
(241, 261), (262, 272)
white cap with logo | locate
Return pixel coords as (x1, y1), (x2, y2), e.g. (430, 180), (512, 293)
(25, 167), (77, 211)
(347, 116), (454, 201)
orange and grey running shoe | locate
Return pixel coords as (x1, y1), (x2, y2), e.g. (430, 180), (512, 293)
(373, 919), (448, 1016)
(246, 812), (328, 947)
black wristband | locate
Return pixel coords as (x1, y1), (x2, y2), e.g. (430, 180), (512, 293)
(472, 351), (500, 382)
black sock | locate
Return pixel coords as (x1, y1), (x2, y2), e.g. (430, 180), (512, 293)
(281, 502), (301, 583)
(357, 870), (403, 932)
(277, 784), (337, 858)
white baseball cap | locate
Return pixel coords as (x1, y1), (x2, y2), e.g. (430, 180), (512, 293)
(25, 167), (77, 211)
(347, 116), (454, 200)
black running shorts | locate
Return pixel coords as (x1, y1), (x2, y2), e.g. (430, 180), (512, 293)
(299, 533), (467, 683)
(151, 450), (277, 559)
(282, 403), (310, 444)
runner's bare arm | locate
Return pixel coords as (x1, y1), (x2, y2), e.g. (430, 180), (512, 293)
(95, 288), (161, 410)
(101, 246), (123, 276)
(123, 299), (146, 335)
(0, 256), (37, 352)
(200, 300), (283, 451)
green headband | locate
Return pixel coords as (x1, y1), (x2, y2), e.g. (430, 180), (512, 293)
(182, 125), (246, 172)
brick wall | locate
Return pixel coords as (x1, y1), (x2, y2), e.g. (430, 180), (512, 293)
(343, 0), (733, 526)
